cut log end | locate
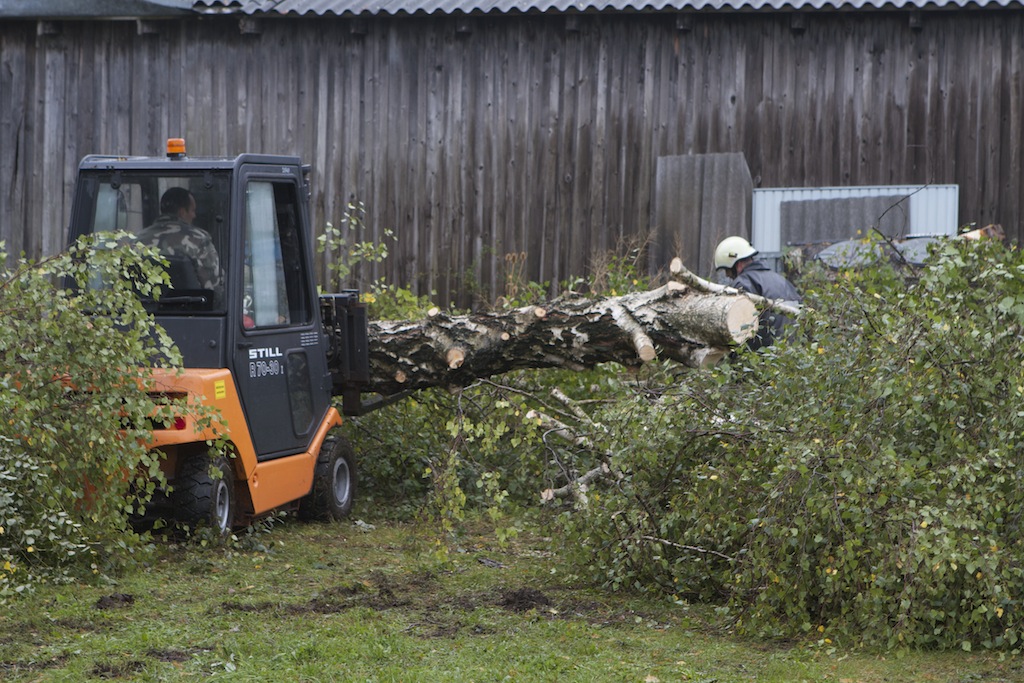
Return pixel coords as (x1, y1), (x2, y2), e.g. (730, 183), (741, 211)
(637, 344), (657, 362)
(446, 347), (466, 369)
(726, 298), (760, 343)
(693, 347), (727, 368)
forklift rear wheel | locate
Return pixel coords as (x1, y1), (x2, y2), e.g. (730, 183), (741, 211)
(300, 436), (357, 521)
(174, 454), (236, 535)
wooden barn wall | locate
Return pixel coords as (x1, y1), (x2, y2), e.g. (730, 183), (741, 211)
(1, 11), (1021, 307)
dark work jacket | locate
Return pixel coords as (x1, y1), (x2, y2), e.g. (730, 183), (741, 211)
(732, 260), (802, 350)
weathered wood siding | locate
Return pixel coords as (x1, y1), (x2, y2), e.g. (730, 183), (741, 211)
(1, 11), (1021, 306)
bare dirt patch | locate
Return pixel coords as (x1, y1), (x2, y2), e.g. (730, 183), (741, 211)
(90, 659), (146, 679)
(499, 587), (553, 612)
(94, 593), (135, 610)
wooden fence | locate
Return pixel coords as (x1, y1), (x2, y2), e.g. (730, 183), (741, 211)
(2, 10), (1022, 307)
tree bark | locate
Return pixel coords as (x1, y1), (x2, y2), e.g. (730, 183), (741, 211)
(365, 274), (761, 397)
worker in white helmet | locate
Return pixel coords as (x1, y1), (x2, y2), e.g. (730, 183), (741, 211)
(714, 236), (802, 350)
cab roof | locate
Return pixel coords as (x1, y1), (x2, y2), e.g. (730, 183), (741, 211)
(78, 152), (305, 171)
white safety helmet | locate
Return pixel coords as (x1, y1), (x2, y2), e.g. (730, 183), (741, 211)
(714, 236), (758, 270)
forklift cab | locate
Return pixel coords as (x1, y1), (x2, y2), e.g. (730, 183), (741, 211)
(67, 140), (334, 461)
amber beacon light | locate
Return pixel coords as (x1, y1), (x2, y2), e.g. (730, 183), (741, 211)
(166, 138), (187, 158)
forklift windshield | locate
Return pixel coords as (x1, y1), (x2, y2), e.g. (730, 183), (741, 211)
(71, 170), (231, 314)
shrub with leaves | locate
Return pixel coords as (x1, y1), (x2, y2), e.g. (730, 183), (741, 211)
(317, 201), (435, 319)
(0, 236), (186, 598)
(317, 201), (393, 292)
(350, 379), (546, 523)
(555, 238), (1024, 650)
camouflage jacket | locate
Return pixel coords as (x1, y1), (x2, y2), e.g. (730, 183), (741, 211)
(137, 217), (223, 292)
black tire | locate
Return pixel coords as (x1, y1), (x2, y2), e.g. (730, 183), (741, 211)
(299, 436), (357, 522)
(173, 454), (236, 535)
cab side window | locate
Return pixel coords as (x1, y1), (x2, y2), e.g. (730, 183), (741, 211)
(243, 181), (310, 329)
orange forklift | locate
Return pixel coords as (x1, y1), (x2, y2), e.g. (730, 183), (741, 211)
(67, 139), (369, 533)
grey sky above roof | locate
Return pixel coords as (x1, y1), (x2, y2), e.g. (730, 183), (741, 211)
(0, 0), (193, 17)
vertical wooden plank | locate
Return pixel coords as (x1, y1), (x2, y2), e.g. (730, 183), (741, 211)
(371, 22), (390, 286)
(513, 19), (533, 283)
(665, 17), (685, 155)
(612, 19), (639, 250)
(632, 19), (655, 249)
(569, 18), (595, 285)
(109, 24), (133, 155)
(39, 36), (66, 258)
(168, 22), (186, 145)
(780, 18), (800, 184)
(1003, 22), (1023, 232)
(936, 19), (961, 193)
(759, 18), (782, 184)
(790, 22), (809, 180)
(312, 28), (331, 283)
(60, 24), (84, 250)
(69, 24), (93, 168)
(484, 19), (503, 299)
(488, 19), (504, 300)
(589, 20), (609, 259)
(129, 29), (148, 154)
(722, 18), (745, 155)
(423, 24), (442, 303)
(213, 23), (232, 154)
(394, 22), (413, 291)
(978, 19), (1000, 225)
(738, 19), (760, 184)
(247, 24), (264, 152)
(332, 21), (354, 285)
(444, 23), (466, 307)
(411, 24), (429, 296)
(638, 17), (658, 261)
(0, 29), (29, 257)
(537, 19), (562, 297)
(369, 22), (391, 289)
(816, 19), (838, 185)
(905, 22), (928, 186)
(603, 19), (626, 250)
(884, 22), (906, 185)
(550, 23), (578, 294)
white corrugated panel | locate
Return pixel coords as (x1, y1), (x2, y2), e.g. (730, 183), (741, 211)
(751, 184), (959, 255)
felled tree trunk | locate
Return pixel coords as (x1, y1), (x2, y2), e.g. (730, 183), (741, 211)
(364, 270), (761, 397)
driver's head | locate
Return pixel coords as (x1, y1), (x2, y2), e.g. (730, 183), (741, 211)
(160, 187), (196, 223)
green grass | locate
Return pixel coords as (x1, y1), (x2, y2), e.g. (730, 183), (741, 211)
(2, 511), (1022, 682)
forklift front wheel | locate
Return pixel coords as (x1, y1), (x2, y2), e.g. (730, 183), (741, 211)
(300, 436), (357, 522)
(174, 453), (236, 535)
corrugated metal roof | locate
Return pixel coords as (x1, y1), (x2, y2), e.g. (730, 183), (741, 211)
(0, 0), (193, 18)
(4, 0), (1018, 20)
(193, 0), (1024, 15)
